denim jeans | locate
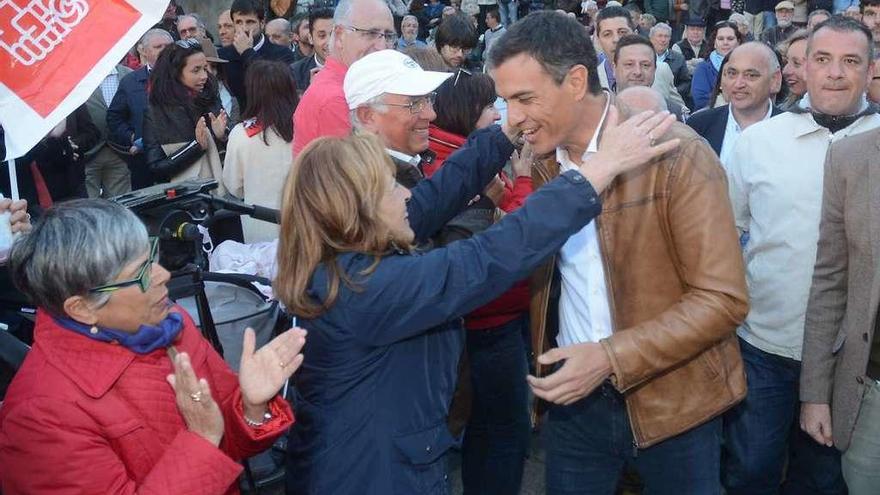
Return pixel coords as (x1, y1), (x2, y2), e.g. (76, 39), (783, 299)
(843, 378), (880, 494)
(545, 382), (722, 495)
(498, 0), (518, 28)
(460, 315), (530, 495)
(723, 338), (847, 495)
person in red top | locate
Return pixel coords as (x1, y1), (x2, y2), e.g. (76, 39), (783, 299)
(291, 0), (398, 154)
(0, 200), (307, 495)
(426, 68), (534, 495)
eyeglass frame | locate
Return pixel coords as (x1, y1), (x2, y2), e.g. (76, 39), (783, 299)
(342, 25), (398, 46)
(174, 38), (202, 49)
(382, 92), (437, 115)
(89, 237), (160, 294)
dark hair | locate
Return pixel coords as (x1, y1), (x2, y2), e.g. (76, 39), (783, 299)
(613, 34), (655, 64)
(486, 8), (500, 23)
(291, 13), (309, 33)
(488, 11), (602, 95)
(595, 6), (634, 34)
(863, 0), (880, 11)
(435, 13), (478, 50)
(707, 21), (743, 59)
(309, 7), (334, 33)
(810, 15), (874, 60)
(230, 0), (264, 21)
(808, 8), (831, 22)
(433, 70), (497, 136)
(149, 39), (204, 108)
(243, 60), (299, 144)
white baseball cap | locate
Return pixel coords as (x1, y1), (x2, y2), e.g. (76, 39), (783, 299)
(344, 50), (453, 110)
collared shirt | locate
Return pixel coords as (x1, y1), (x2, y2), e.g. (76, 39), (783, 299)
(719, 100), (774, 169)
(100, 67), (120, 107)
(292, 57), (351, 154)
(386, 148), (421, 166)
(253, 34), (266, 52)
(727, 98), (880, 360)
(657, 49), (669, 64)
(555, 93), (613, 347)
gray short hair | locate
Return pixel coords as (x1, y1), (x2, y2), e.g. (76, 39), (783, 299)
(138, 28), (173, 50)
(9, 200), (149, 316)
(650, 22), (672, 37)
(350, 94), (389, 129)
(267, 18), (292, 33)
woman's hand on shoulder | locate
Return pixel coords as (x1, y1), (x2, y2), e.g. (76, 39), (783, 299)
(238, 327), (307, 410)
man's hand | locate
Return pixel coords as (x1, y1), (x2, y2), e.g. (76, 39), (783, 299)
(527, 342), (612, 405)
(1, 199), (31, 235)
(233, 26), (254, 54)
(801, 402), (834, 447)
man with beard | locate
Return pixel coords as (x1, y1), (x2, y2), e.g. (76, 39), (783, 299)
(725, 15), (875, 495)
(761, 1), (798, 46)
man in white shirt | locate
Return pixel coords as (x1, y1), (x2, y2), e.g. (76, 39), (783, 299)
(489, 12), (748, 494)
(724, 16), (876, 495)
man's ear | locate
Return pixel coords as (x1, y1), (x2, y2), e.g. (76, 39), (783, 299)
(356, 105), (379, 129)
(63, 295), (100, 326)
(565, 64), (590, 101)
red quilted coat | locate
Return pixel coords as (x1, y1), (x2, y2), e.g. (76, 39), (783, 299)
(0, 307), (294, 494)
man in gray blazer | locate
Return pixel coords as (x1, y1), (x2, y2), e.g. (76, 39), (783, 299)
(801, 126), (880, 495)
(84, 64), (133, 198)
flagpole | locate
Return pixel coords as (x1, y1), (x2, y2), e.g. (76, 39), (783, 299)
(6, 159), (17, 201)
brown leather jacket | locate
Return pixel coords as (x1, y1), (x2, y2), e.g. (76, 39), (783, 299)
(529, 123), (749, 448)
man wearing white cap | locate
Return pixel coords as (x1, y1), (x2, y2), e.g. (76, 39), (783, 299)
(760, 1), (797, 46)
(344, 49), (453, 188)
(291, 0), (397, 155)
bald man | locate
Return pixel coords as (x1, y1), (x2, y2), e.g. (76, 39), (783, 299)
(686, 42), (784, 168)
(616, 86), (669, 116)
(266, 18), (295, 50)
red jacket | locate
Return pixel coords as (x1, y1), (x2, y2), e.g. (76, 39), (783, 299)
(427, 124), (533, 330)
(0, 307), (293, 495)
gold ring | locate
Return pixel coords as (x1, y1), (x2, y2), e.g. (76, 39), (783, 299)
(190, 391), (203, 402)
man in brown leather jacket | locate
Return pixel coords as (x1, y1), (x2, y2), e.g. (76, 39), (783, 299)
(489, 12), (749, 494)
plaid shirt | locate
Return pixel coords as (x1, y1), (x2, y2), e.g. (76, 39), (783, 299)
(100, 67), (120, 107)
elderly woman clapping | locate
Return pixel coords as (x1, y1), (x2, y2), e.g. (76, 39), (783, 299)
(0, 199), (306, 495)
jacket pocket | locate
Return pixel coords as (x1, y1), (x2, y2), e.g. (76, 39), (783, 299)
(392, 422), (455, 493)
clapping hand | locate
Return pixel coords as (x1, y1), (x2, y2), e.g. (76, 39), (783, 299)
(1, 198), (31, 234)
(238, 327), (307, 417)
(209, 111), (228, 140)
(167, 351), (225, 446)
(195, 117), (210, 150)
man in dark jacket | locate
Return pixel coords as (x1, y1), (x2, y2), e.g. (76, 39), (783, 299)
(218, 0), (297, 108)
(687, 42), (783, 167)
(760, 1), (797, 46)
(106, 29), (172, 190)
(290, 8), (334, 95)
(651, 22), (693, 107)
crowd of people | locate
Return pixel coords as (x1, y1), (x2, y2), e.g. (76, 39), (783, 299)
(2, 0), (880, 494)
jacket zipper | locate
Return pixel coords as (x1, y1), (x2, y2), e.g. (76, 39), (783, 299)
(596, 194), (643, 451)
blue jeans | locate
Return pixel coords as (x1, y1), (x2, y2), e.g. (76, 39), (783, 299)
(498, 1), (518, 28)
(723, 338), (847, 495)
(461, 315), (530, 495)
(545, 382), (722, 495)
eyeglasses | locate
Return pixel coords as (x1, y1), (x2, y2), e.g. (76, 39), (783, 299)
(453, 68), (472, 87)
(383, 92), (436, 115)
(343, 25), (398, 47)
(89, 237), (160, 294)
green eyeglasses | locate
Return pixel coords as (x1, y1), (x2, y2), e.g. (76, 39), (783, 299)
(89, 237), (159, 294)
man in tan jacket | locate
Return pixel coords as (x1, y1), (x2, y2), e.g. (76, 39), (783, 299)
(800, 124), (880, 495)
(488, 11), (748, 494)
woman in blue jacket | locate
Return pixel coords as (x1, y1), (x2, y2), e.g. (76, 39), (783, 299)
(278, 113), (678, 494)
(691, 21), (743, 111)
